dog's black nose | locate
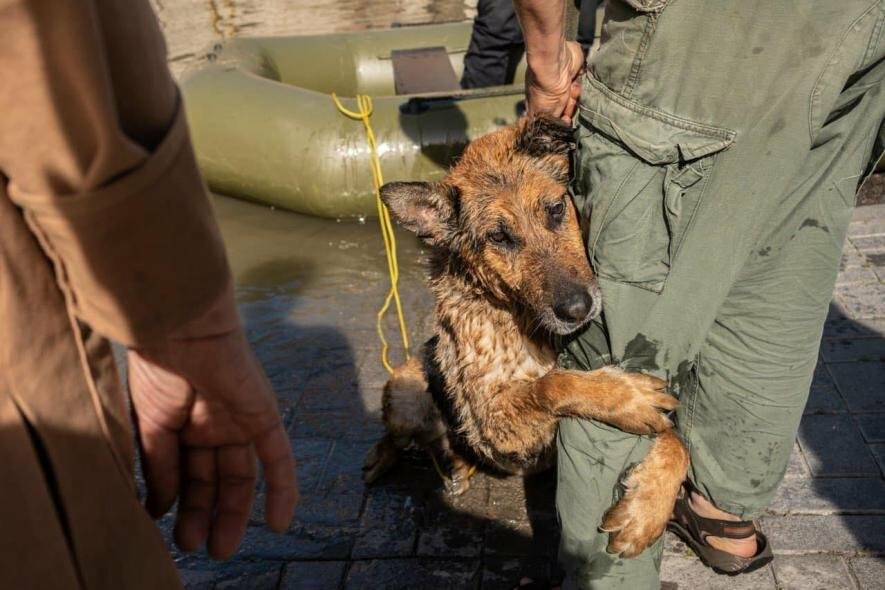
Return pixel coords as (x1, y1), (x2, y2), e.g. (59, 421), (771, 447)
(554, 289), (593, 323)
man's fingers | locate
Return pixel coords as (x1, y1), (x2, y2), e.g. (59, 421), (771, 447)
(139, 418), (181, 518)
(208, 445), (257, 560)
(128, 351), (190, 518)
(253, 422), (299, 532)
(174, 447), (217, 552)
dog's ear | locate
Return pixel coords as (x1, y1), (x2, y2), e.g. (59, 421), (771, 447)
(515, 114), (576, 157)
(380, 181), (457, 247)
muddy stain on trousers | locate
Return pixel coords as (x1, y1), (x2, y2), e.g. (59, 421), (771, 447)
(557, 0), (885, 588)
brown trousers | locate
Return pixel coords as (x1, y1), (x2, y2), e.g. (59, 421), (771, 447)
(0, 1), (232, 587)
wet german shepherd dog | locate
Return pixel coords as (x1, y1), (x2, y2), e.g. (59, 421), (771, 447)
(362, 115), (689, 557)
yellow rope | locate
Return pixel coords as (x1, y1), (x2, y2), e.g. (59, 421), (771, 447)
(331, 93), (410, 373)
(331, 94), (477, 485)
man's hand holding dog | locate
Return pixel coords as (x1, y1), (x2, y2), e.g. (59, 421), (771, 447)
(515, 0), (584, 123)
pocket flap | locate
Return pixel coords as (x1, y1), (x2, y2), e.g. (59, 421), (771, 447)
(578, 74), (736, 165)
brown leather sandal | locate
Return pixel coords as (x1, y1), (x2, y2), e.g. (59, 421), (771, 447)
(667, 486), (773, 576)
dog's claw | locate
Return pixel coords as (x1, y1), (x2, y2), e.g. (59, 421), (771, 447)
(605, 371), (679, 435)
(445, 474), (471, 496)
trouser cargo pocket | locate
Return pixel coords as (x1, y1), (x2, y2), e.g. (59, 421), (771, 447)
(573, 74), (736, 292)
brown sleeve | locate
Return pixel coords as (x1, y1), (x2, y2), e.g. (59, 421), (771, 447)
(0, 0), (235, 346)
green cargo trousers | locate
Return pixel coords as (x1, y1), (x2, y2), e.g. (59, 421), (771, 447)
(557, 1), (885, 588)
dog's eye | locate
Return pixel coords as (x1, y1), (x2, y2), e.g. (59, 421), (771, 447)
(546, 200), (566, 229)
(488, 229), (514, 248)
(547, 200), (565, 218)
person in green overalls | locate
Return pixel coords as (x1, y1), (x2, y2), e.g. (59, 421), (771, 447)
(514, 0), (885, 587)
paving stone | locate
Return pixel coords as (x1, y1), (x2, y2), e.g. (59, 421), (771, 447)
(852, 234), (885, 253)
(303, 355), (359, 403)
(834, 283), (885, 319)
(480, 555), (557, 590)
(320, 440), (373, 493)
(849, 557), (885, 590)
(484, 515), (559, 557)
(415, 514), (487, 558)
(873, 257), (885, 281)
(344, 558), (481, 589)
(771, 554), (852, 590)
(823, 317), (885, 340)
(659, 555), (775, 589)
(442, 472), (494, 521)
(178, 569), (216, 590)
(857, 414), (885, 443)
(296, 382), (364, 412)
(851, 203), (885, 224)
(279, 561), (346, 590)
(835, 265), (880, 285)
(289, 438), (334, 494)
(176, 558), (283, 590)
(357, 357), (393, 389)
(827, 362), (885, 412)
(804, 364), (846, 414)
(784, 443), (811, 479)
(352, 488), (420, 559)
(295, 490), (364, 525)
(847, 217), (885, 238)
(215, 565), (282, 590)
(234, 524), (356, 561)
(367, 447), (452, 491)
(798, 414), (879, 476)
(288, 440), (369, 523)
(663, 531), (694, 556)
(870, 443), (885, 474)
(415, 487), (488, 558)
(767, 477), (885, 515)
(820, 338), (885, 363)
(839, 246), (867, 271)
(760, 515), (885, 553)
(486, 475), (530, 522)
(290, 408), (384, 441)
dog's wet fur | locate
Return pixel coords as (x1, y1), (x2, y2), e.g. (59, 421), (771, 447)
(362, 115), (689, 557)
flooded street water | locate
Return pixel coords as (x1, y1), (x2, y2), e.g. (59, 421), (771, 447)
(212, 194), (434, 409)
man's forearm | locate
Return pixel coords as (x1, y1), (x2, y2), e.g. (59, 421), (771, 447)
(513, 0), (583, 121)
(513, 0), (568, 74)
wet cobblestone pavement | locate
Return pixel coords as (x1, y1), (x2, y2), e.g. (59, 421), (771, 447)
(147, 2), (885, 588)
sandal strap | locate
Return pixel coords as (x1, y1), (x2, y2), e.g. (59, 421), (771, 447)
(672, 487), (758, 542)
(688, 509), (757, 540)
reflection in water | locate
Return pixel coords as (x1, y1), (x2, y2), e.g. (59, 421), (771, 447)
(212, 193), (433, 375)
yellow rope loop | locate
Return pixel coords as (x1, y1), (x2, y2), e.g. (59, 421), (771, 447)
(332, 93), (410, 374)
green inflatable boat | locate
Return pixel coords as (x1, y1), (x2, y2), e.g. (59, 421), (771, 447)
(181, 22), (526, 219)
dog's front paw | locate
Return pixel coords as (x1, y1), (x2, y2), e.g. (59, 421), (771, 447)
(601, 430), (688, 557)
(603, 369), (677, 435)
(443, 461), (474, 496)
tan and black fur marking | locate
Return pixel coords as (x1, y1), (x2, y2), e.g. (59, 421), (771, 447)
(362, 115), (689, 557)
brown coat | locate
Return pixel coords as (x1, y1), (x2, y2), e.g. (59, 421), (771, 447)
(0, 1), (232, 587)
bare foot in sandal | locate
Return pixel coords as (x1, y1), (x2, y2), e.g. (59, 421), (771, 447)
(668, 483), (773, 575)
(688, 492), (758, 558)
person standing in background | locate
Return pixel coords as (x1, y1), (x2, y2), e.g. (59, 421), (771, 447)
(0, 1), (299, 587)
